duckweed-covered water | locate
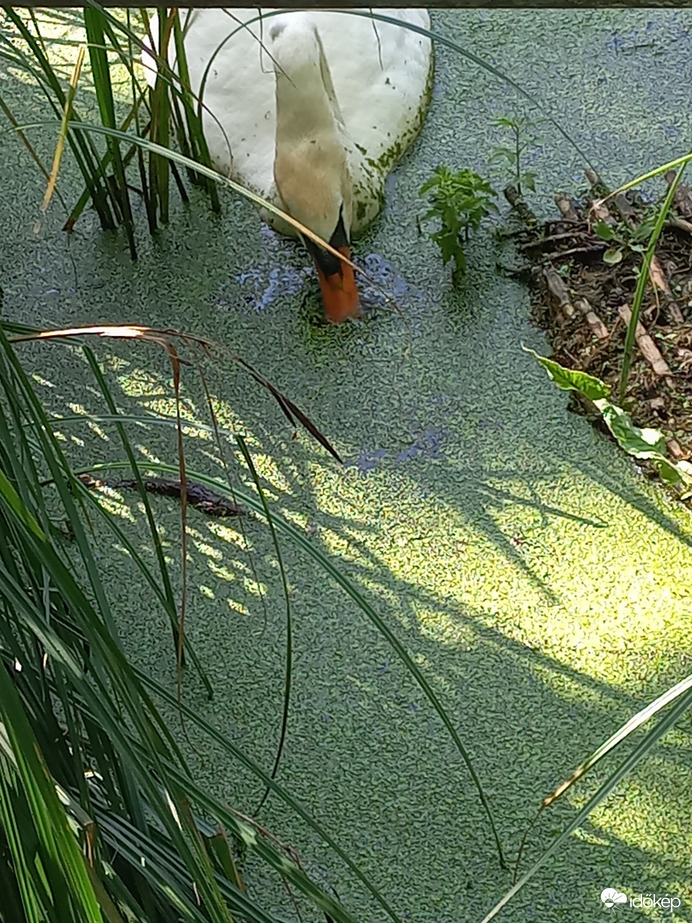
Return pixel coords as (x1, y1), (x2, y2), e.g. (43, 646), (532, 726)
(1, 8), (691, 922)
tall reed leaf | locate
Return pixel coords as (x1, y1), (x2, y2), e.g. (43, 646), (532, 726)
(83, 6), (136, 255)
(0, 325), (364, 923)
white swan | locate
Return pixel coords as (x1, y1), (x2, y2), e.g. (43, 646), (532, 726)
(145, 9), (432, 321)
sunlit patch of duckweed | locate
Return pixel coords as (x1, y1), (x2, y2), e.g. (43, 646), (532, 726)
(135, 444), (163, 464)
(117, 368), (164, 399)
(193, 540), (222, 560)
(206, 522), (244, 545)
(67, 401), (88, 415)
(227, 598), (249, 616)
(31, 374), (55, 388)
(86, 420), (110, 441)
(93, 493), (136, 521)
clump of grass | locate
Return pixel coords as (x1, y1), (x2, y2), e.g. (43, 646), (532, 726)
(0, 320), (365, 923)
(0, 7), (219, 253)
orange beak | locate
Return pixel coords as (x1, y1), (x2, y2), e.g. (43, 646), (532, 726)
(314, 246), (362, 323)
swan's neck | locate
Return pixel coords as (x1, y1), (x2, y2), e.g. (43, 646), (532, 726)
(275, 58), (340, 142)
(271, 22), (358, 242)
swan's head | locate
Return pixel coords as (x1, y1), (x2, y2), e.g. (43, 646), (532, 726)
(269, 16), (361, 323)
(268, 18), (322, 76)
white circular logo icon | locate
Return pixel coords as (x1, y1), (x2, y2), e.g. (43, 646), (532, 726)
(601, 889), (627, 908)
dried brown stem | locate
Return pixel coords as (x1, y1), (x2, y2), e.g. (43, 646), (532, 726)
(617, 304), (673, 382)
(574, 297), (610, 339)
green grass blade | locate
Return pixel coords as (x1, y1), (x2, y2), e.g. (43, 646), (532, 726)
(0, 760), (45, 923)
(618, 166), (683, 401)
(236, 434), (293, 815)
(0, 665), (102, 922)
(5, 120), (397, 269)
(83, 6), (137, 256)
(149, 10), (174, 225)
(480, 684), (692, 922)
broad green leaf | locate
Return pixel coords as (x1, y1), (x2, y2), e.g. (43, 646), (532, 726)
(603, 246), (624, 265)
(525, 349), (611, 401)
(596, 402), (690, 486)
(593, 220), (616, 241)
(527, 349), (690, 488)
(595, 400), (668, 458)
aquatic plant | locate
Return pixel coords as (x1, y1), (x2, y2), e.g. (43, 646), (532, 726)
(419, 166), (497, 279)
(489, 114), (544, 197)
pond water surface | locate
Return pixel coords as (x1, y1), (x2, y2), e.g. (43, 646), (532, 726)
(1, 8), (692, 922)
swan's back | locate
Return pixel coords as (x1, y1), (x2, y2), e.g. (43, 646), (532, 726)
(165, 9), (431, 230)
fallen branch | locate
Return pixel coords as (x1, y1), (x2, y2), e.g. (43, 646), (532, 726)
(78, 474), (245, 517)
(543, 266), (574, 319)
(542, 243), (607, 262)
(520, 231), (589, 252)
(667, 216), (692, 235)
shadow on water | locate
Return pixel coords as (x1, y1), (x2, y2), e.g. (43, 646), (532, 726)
(22, 336), (692, 921)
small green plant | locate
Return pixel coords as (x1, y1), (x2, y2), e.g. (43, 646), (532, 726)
(592, 211), (658, 265)
(490, 115), (544, 196)
(419, 166), (497, 279)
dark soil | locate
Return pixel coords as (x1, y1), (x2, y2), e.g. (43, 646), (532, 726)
(507, 170), (692, 471)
